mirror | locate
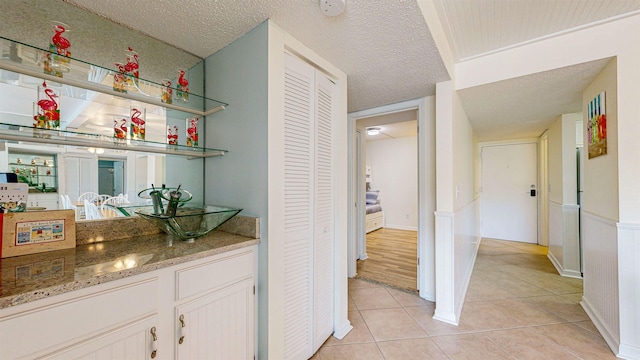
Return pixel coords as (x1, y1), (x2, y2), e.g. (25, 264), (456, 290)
(0, 0), (206, 217)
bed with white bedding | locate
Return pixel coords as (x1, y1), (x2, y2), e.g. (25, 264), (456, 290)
(365, 190), (384, 233)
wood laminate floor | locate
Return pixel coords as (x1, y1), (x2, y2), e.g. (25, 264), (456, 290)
(356, 228), (418, 293)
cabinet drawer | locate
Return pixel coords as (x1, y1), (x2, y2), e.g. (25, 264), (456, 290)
(176, 249), (254, 301)
(0, 277), (158, 359)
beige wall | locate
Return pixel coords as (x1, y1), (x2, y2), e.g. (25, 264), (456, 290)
(582, 58), (618, 221)
(548, 116), (564, 204)
(452, 91), (477, 210)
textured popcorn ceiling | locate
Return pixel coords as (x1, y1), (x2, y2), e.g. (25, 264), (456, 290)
(0, 0), (202, 82)
(458, 58), (611, 142)
(7, 0), (638, 139)
(64, 0), (450, 112)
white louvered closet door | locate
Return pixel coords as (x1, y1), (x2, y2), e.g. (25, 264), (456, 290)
(313, 72), (336, 352)
(284, 53), (316, 360)
(283, 53), (336, 360)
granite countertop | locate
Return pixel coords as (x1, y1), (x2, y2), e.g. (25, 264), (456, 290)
(0, 216), (259, 310)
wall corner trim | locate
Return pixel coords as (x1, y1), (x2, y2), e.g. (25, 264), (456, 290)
(332, 321), (353, 340)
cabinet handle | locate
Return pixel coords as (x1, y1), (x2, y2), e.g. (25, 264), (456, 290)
(150, 326), (158, 359)
(179, 314), (187, 344)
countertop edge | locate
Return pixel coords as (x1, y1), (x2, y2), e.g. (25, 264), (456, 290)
(0, 237), (259, 310)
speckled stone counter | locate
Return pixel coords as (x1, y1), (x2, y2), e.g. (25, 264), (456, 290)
(0, 216), (259, 309)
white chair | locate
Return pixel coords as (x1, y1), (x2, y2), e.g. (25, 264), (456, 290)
(60, 194), (68, 209)
(78, 192), (100, 204)
(83, 199), (103, 220)
(90, 194), (111, 205)
(59, 194), (76, 211)
(101, 194), (130, 213)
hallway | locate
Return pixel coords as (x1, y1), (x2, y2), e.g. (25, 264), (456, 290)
(314, 239), (615, 359)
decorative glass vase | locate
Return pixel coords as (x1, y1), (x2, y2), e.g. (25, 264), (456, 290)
(33, 81), (60, 129)
(167, 125), (178, 145)
(130, 107), (146, 141)
(186, 117), (198, 147)
(114, 116), (128, 140)
(176, 69), (189, 102)
(124, 47), (139, 89)
(43, 21), (71, 78)
(113, 62), (127, 93)
(161, 79), (173, 104)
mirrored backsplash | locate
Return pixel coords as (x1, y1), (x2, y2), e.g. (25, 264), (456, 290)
(0, 0), (202, 83)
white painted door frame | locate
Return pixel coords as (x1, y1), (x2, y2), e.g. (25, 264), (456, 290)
(539, 132), (549, 246)
(347, 97), (435, 300)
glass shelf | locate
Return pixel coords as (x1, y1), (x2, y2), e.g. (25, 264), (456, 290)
(0, 122), (226, 158)
(0, 36), (227, 116)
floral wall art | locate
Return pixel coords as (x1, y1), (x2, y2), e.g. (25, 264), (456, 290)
(587, 91), (607, 159)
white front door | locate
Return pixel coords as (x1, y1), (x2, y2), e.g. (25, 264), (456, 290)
(481, 142), (538, 243)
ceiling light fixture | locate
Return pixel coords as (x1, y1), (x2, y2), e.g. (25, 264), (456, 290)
(320, 0), (345, 17)
(367, 127), (380, 136)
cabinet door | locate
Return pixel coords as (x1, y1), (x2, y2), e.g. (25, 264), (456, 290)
(41, 316), (157, 360)
(176, 278), (254, 360)
(37, 194), (60, 210)
(61, 155), (98, 201)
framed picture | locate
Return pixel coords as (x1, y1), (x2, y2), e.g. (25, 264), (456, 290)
(2, 210), (75, 258)
(587, 91), (607, 159)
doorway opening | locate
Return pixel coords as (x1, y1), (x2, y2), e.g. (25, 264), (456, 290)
(348, 97), (436, 301)
(98, 159), (125, 196)
(355, 114), (418, 292)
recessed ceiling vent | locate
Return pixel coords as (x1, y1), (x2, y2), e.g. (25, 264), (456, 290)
(320, 0), (345, 17)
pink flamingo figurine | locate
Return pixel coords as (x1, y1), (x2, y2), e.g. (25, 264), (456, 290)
(113, 62), (127, 92)
(161, 80), (173, 103)
(52, 24), (70, 52)
(178, 70), (188, 89)
(124, 47), (139, 80)
(177, 69), (189, 101)
(114, 118), (127, 139)
(167, 126), (178, 145)
(130, 108), (145, 139)
(37, 82), (58, 112)
(124, 55), (139, 73)
(186, 118), (198, 146)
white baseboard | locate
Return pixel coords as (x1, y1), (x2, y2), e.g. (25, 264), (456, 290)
(384, 224), (418, 231)
(618, 344), (640, 360)
(333, 320), (353, 340)
(433, 309), (458, 325)
(581, 296), (620, 356)
(547, 252), (583, 279)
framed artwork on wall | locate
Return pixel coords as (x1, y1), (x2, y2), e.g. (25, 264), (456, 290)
(587, 91), (607, 159)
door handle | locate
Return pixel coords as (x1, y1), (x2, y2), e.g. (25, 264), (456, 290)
(530, 189), (536, 197)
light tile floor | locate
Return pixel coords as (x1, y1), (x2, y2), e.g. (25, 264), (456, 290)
(313, 238), (616, 359)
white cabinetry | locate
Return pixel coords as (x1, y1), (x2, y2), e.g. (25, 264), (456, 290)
(27, 193), (59, 209)
(174, 247), (255, 360)
(0, 246), (256, 360)
(282, 53), (336, 359)
(0, 277), (159, 359)
(176, 278), (254, 360)
(60, 155), (98, 202)
(42, 316), (158, 360)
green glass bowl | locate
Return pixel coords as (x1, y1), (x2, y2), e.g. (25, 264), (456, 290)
(136, 205), (242, 241)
